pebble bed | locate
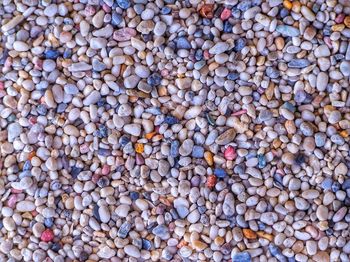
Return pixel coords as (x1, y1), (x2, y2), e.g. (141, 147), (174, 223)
(1, 0), (350, 261)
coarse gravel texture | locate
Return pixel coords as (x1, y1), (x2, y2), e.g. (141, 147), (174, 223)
(1, 0), (350, 262)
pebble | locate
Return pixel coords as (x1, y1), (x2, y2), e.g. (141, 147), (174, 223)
(1, 1), (350, 261)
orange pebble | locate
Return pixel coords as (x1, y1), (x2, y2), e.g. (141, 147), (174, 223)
(292, 1), (301, 13)
(257, 231), (274, 241)
(145, 132), (156, 139)
(204, 151), (213, 166)
(340, 130), (348, 138)
(28, 151), (36, 160)
(177, 240), (187, 248)
(283, 0), (292, 10)
(243, 229), (257, 239)
(135, 143), (144, 154)
(199, 4), (214, 19)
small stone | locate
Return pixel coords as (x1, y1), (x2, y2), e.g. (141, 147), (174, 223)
(215, 129), (236, 145)
(288, 59), (311, 68)
(115, 204), (130, 217)
(314, 45), (331, 58)
(276, 25), (300, 37)
(232, 251), (251, 262)
(124, 245), (140, 258)
(97, 246), (116, 259)
(16, 201), (36, 212)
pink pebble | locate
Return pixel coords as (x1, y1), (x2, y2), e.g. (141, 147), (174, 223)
(113, 28), (137, 41)
(92, 174), (100, 183)
(203, 50), (210, 59)
(80, 144), (90, 154)
(221, 8), (231, 20)
(4, 57), (12, 68)
(161, 69), (169, 77)
(102, 4), (111, 13)
(8, 194), (18, 208)
(102, 164), (110, 175)
(335, 14), (345, 23)
(324, 37), (332, 49)
(232, 109), (247, 116)
(224, 146), (237, 161)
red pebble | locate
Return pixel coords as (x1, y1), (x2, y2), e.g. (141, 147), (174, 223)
(0, 82), (4, 90)
(28, 116), (37, 125)
(206, 175), (217, 188)
(335, 14), (345, 23)
(224, 146), (237, 161)
(41, 229), (54, 242)
(221, 8), (231, 20)
(101, 164), (110, 175)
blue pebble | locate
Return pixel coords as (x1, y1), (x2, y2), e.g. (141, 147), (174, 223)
(142, 239), (152, 250)
(214, 168), (227, 178)
(283, 102), (296, 112)
(170, 140), (180, 157)
(176, 37), (191, 49)
(195, 49), (203, 61)
(331, 134), (344, 145)
(145, 107), (162, 115)
(234, 38), (247, 52)
(37, 104), (48, 115)
(56, 103), (68, 113)
(161, 6), (171, 14)
(164, 116), (178, 125)
(44, 217), (54, 228)
(342, 179), (350, 190)
(321, 177), (333, 190)
(279, 8), (289, 18)
(63, 49), (72, 59)
(257, 154), (267, 168)
(202, 18), (211, 26)
(111, 12), (123, 26)
(257, 221), (266, 230)
(96, 125), (108, 138)
(315, 133), (327, 147)
(119, 135), (130, 147)
(147, 73), (162, 87)
(23, 160), (32, 171)
(44, 49), (60, 59)
(152, 224), (169, 239)
(232, 251), (251, 262)
(223, 21), (233, 33)
(118, 221), (131, 238)
(192, 146), (204, 158)
(253, 92), (261, 101)
(269, 244), (286, 261)
(332, 181), (341, 192)
(130, 191), (140, 201)
(71, 166), (82, 179)
(97, 148), (110, 156)
(273, 173), (283, 188)
(237, 0), (252, 11)
(294, 90), (306, 103)
(227, 72), (239, 81)
(117, 0), (130, 9)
